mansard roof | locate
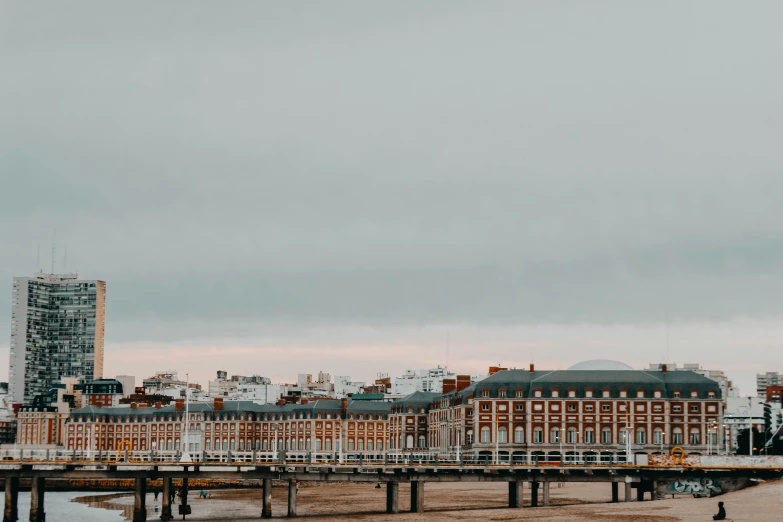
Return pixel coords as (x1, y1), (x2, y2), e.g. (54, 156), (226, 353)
(452, 368), (721, 400)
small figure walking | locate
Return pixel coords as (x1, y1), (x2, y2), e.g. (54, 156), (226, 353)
(154, 489), (159, 502)
(713, 501), (726, 520)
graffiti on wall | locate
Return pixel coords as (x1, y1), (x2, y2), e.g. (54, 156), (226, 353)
(668, 478), (722, 495)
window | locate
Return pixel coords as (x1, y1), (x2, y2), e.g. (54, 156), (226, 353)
(690, 405), (699, 413)
(654, 390), (662, 398)
(481, 390), (490, 398)
(515, 390), (524, 398)
(637, 390), (645, 398)
(551, 390), (559, 398)
(585, 390), (594, 398)
(568, 404), (577, 411)
(568, 390), (576, 398)
(515, 404), (524, 411)
(534, 404), (543, 411)
(619, 430), (627, 444)
(636, 429), (646, 445)
(673, 405), (682, 413)
(567, 428), (577, 443)
(550, 427), (560, 443)
(673, 391), (681, 398)
(316, 439), (322, 451)
(551, 404), (560, 411)
(691, 391), (698, 398)
(514, 427), (525, 443)
(653, 405), (662, 412)
(498, 427), (507, 443)
(482, 404), (490, 411)
(481, 427), (491, 443)
(534, 390), (542, 398)
(584, 404), (594, 412)
(602, 404), (611, 412)
(708, 391), (716, 398)
(348, 440), (355, 451)
(620, 390), (627, 398)
(534, 428), (543, 443)
(653, 429), (663, 445)
(690, 430), (700, 445)
(602, 390), (611, 398)
(584, 428), (595, 444)
(636, 404), (645, 412)
(466, 430), (473, 444)
(602, 428), (612, 444)
(672, 429), (683, 445)
(498, 389), (507, 398)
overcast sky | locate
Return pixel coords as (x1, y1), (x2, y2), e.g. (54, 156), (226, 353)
(1, 1), (782, 393)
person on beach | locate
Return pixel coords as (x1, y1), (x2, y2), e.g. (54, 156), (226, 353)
(712, 501), (726, 520)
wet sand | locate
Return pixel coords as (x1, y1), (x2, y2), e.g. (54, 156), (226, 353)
(81, 479), (780, 521)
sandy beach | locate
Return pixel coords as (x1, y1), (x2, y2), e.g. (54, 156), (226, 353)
(80, 479), (780, 521)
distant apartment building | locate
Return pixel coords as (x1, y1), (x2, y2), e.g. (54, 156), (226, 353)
(757, 372), (781, 397)
(648, 363), (732, 401)
(81, 379), (125, 407)
(8, 272), (106, 404)
(393, 367), (473, 396)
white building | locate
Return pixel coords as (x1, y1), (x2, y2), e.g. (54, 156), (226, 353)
(114, 375), (136, 398)
(234, 383), (283, 404)
(9, 272), (106, 404)
(333, 375), (364, 398)
(757, 371), (782, 397)
(393, 367), (456, 396)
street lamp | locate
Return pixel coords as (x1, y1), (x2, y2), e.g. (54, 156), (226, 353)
(660, 431), (665, 454)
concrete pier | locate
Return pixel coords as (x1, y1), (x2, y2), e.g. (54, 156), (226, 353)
(161, 478), (173, 521)
(611, 482), (619, 503)
(133, 478), (147, 522)
(530, 481), (539, 507)
(542, 481), (550, 507)
(262, 478), (272, 518)
(410, 481), (424, 512)
(651, 481), (658, 501)
(386, 482), (399, 513)
(181, 478), (189, 519)
(624, 482), (632, 502)
(508, 480), (523, 508)
(3, 477), (19, 522)
(29, 477), (45, 522)
(287, 479), (297, 517)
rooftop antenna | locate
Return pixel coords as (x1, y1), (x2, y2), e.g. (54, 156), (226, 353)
(446, 328), (450, 370)
(51, 229), (56, 274)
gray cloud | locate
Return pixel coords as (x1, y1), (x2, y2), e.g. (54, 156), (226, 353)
(1, 2), (783, 390)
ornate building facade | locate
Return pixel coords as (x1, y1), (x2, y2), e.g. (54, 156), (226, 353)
(63, 366), (723, 461)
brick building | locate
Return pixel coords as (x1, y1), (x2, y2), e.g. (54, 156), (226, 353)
(62, 365), (722, 461)
(429, 365), (723, 462)
(81, 379), (125, 407)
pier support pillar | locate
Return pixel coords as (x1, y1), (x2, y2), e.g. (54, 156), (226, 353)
(651, 481), (658, 501)
(624, 482), (632, 502)
(161, 478), (173, 521)
(262, 478), (272, 518)
(542, 481), (550, 507)
(3, 476), (19, 522)
(611, 482), (619, 503)
(180, 478), (189, 520)
(636, 485), (644, 502)
(531, 481), (539, 507)
(287, 479), (297, 517)
(29, 477), (45, 522)
(133, 478), (147, 522)
(508, 480), (523, 508)
(386, 482), (399, 513)
(410, 481), (424, 513)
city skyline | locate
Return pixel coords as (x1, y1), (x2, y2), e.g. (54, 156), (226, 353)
(2, 1), (783, 397)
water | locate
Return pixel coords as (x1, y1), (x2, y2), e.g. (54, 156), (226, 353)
(15, 491), (134, 522)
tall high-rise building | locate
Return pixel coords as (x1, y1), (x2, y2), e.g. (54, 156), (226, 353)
(8, 272), (106, 404)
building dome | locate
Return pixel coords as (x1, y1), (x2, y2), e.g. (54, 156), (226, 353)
(567, 359), (633, 371)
